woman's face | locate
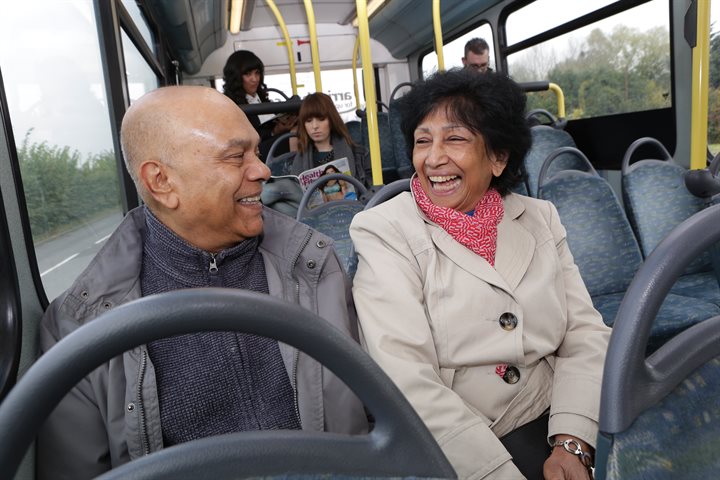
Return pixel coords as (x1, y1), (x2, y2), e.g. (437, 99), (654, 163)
(304, 116), (331, 145)
(412, 107), (507, 212)
(242, 69), (261, 96)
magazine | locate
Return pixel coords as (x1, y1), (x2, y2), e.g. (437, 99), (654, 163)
(264, 158), (358, 212)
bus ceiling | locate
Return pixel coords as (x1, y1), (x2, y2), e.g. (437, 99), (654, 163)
(142, 0), (504, 76)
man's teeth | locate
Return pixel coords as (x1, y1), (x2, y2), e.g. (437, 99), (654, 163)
(239, 195), (261, 203)
(429, 175), (458, 183)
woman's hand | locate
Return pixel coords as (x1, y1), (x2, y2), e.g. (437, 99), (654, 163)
(543, 435), (593, 480)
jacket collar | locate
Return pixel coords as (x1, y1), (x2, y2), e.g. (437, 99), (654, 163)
(411, 186), (535, 297)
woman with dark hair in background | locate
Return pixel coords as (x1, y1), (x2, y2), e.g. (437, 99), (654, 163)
(223, 50), (296, 157)
(350, 69), (609, 480)
(291, 92), (371, 187)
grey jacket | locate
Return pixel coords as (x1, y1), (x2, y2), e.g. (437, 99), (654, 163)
(290, 135), (372, 187)
(38, 207), (367, 480)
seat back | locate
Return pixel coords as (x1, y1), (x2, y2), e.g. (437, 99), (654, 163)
(0, 289), (457, 479)
(388, 83), (414, 179)
(538, 149), (643, 297)
(297, 173), (368, 277)
(360, 110), (398, 182)
(622, 137), (709, 273)
(364, 179), (412, 210)
(524, 125), (580, 197)
(345, 119), (362, 147)
(596, 204), (720, 480)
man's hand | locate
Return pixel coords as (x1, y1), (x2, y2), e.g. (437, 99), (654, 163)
(543, 435), (593, 480)
(273, 114), (298, 135)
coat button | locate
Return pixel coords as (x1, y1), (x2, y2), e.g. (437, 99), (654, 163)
(316, 239), (326, 248)
(503, 366), (521, 384)
(127, 403), (135, 412)
(499, 312), (518, 331)
(306, 259), (316, 269)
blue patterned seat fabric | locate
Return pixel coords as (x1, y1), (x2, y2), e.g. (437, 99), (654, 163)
(299, 201), (365, 277)
(360, 111), (399, 182)
(539, 170), (720, 348)
(524, 126), (582, 197)
(345, 120), (362, 147)
(605, 356), (720, 480)
(388, 99), (413, 179)
(623, 159), (720, 306)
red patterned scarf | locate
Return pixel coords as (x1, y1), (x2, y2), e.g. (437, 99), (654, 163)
(411, 177), (504, 266)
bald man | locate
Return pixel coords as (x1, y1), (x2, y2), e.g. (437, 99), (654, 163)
(38, 86), (367, 479)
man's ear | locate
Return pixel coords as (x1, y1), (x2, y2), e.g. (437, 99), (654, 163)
(461, 56), (467, 66)
(139, 160), (179, 209)
(491, 151), (509, 177)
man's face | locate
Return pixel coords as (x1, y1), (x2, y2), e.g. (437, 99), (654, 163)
(463, 50), (490, 73)
(167, 96), (270, 252)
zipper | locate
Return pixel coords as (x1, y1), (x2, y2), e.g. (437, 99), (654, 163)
(289, 230), (312, 427)
(209, 253), (222, 287)
(136, 349), (150, 455)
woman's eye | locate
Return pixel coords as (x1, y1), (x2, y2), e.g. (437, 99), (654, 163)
(447, 136), (466, 142)
(415, 137), (430, 145)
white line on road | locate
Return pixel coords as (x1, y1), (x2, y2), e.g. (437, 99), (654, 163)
(94, 234), (112, 245)
(41, 253), (79, 277)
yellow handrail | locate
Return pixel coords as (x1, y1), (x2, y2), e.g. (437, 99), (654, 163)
(356, 0), (383, 185)
(352, 36), (360, 111)
(302, 0), (322, 92)
(265, 0), (298, 96)
(432, 0), (445, 71)
(690, 0), (711, 170)
(548, 83), (566, 119)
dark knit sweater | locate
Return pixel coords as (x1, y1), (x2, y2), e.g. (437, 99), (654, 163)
(141, 207), (300, 446)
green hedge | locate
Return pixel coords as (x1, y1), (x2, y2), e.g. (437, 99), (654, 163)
(17, 134), (121, 241)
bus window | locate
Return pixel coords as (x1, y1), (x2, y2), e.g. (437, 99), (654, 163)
(507, 0), (670, 121)
(421, 24), (495, 77)
(710, 0), (719, 155)
(505, 0), (616, 46)
(120, 0), (156, 55)
(121, 30), (160, 102)
(0, 1), (124, 302)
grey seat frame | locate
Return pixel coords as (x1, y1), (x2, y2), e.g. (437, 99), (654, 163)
(596, 205), (720, 478)
(0, 289), (456, 480)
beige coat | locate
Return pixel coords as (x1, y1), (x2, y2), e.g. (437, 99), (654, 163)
(350, 192), (610, 480)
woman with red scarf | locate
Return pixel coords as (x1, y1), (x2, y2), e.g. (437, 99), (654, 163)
(350, 69), (609, 480)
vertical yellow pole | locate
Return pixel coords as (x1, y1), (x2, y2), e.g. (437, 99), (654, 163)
(356, 0), (383, 185)
(265, 0), (298, 95)
(302, 0), (322, 92)
(432, 0), (445, 71)
(690, 0), (711, 169)
(352, 36), (360, 111)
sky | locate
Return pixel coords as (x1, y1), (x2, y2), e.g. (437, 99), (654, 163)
(0, 0), (718, 157)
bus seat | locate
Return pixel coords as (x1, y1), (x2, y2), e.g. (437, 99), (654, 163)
(296, 173), (368, 277)
(621, 137), (720, 307)
(596, 204), (720, 480)
(265, 132), (297, 166)
(359, 110), (399, 182)
(538, 151), (720, 351)
(364, 178), (411, 210)
(388, 82), (414, 179)
(345, 120), (362, 147)
(524, 125), (581, 197)
(0, 289), (457, 479)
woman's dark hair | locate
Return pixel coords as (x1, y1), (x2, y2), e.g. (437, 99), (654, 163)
(395, 68), (531, 196)
(222, 50), (268, 105)
(323, 164), (341, 174)
(297, 93), (355, 153)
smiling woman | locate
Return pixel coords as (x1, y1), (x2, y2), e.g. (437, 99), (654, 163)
(350, 69), (611, 480)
